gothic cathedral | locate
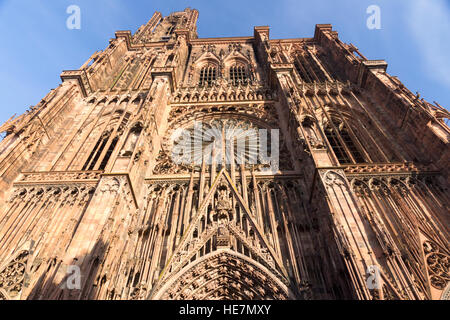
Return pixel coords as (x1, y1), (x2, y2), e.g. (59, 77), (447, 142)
(0, 9), (448, 300)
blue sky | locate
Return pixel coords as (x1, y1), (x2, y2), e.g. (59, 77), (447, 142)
(0, 0), (449, 124)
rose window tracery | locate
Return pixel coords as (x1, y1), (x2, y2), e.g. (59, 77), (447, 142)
(165, 118), (286, 173)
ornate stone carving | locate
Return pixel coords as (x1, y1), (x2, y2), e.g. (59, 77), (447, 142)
(153, 150), (191, 174)
(17, 171), (102, 185)
(308, 136), (326, 149)
(0, 251), (29, 299)
(130, 283), (148, 300)
(423, 241), (450, 290)
(323, 170), (346, 187)
(154, 251), (289, 300)
(441, 283), (450, 300)
(100, 177), (121, 194)
(172, 82), (273, 103)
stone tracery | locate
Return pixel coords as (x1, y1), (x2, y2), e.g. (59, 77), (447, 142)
(153, 251), (290, 300)
(423, 241), (450, 290)
(0, 251), (29, 299)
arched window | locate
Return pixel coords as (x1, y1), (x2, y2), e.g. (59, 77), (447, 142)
(99, 136), (119, 170)
(166, 25), (175, 36)
(294, 53), (328, 83)
(339, 127), (365, 163)
(82, 113), (131, 171)
(199, 65), (217, 86)
(83, 131), (111, 171)
(294, 59), (313, 83)
(82, 133), (121, 171)
(230, 65), (248, 85)
(324, 120), (365, 164)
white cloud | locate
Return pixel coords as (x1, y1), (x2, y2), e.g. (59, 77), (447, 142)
(406, 0), (450, 88)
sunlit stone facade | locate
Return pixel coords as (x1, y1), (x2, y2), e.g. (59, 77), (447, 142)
(0, 8), (448, 300)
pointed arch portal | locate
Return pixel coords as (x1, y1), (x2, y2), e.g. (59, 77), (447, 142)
(151, 249), (293, 300)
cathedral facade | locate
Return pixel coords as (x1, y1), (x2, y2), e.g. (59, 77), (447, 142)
(0, 8), (448, 300)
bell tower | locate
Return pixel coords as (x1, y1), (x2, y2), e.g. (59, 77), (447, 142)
(134, 8), (199, 44)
